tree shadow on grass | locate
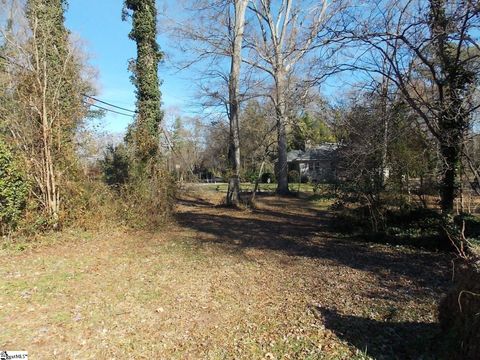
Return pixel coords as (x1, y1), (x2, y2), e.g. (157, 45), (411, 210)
(176, 197), (215, 208)
(314, 306), (442, 360)
(176, 198), (450, 301)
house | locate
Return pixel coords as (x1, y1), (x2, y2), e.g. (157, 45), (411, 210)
(287, 143), (338, 183)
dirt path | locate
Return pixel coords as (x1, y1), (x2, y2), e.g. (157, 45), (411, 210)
(0, 191), (451, 359)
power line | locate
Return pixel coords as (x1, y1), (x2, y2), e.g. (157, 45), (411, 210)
(83, 101), (135, 118)
(1, 54), (138, 118)
(82, 94), (137, 114)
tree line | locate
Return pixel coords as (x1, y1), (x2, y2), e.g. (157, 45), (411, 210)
(172, 0), (480, 219)
(2, 0), (478, 236)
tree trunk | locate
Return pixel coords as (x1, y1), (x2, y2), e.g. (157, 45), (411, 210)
(41, 69), (59, 226)
(380, 87), (389, 188)
(439, 139), (461, 214)
(275, 71), (289, 195)
(276, 115), (289, 194)
(251, 160), (265, 203)
(226, 0), (248, 206)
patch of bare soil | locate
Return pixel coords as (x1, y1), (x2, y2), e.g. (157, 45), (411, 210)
(0, 190), (451, 359)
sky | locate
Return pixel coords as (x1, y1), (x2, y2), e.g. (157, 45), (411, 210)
(64, 0), (348, 136)
(65, 0), (194, 134)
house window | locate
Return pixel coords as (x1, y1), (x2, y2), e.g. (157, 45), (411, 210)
(314, 162), (321, 171)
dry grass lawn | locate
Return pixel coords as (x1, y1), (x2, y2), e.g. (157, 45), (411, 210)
(0, 189), (451, 359)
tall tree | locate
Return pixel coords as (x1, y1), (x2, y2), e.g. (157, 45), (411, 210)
(226, 0), (248, 206)
(123, 0), (163, 167)
(244, 0), (333, 194)
(172, 0), (249, 205)
(428, 0), (476, 213)
(346, 0), (479, 214)
(2, 0), (88, 225)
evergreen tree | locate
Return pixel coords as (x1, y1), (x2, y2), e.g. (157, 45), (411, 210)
(123, 0), (163, 166)
(289, 114), (335, 151)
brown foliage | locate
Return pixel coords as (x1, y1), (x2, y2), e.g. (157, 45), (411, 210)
(439, 260), (480, 359)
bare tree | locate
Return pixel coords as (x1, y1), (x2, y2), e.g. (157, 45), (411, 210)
(243, 0), (333, 194)
(226, 0), (248, 205)
(342, 0), (480, 214)
(169, 0), (249, 205)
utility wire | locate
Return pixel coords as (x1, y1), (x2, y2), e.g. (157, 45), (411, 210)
(83, 101), (135, 118)
(1, 54), (138, 118)
(82, 94), (137, 114)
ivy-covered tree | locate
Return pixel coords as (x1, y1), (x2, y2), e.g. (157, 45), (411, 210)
(122, 0), (163, 167)
(0, 142), (29, 235)
(427, 0), (476, 214)
(13, 0), (88, 226)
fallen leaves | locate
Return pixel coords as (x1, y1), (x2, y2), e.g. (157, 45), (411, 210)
(0, 192), (450, 359)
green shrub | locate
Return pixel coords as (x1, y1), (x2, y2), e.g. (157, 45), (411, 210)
(240, 169), (256, 183)
(0, 142), (29, 234)
(332, 202), (450, 250)
(455, 213), (480, 240)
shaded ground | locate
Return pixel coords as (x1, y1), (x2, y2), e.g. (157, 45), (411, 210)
(0, 189), (451, 359)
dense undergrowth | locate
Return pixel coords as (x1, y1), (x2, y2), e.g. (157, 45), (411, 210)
(1, 160), (176, 244)
(328, 188), (480, 359)
(331, 197), (480, 251)
(439, 259), (480, 360)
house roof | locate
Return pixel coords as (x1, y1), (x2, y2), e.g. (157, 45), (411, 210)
(287, 143), (338, 162)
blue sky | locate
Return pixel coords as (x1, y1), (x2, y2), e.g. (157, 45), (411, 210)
(64, 1), (346, 135)
(65, 0), (193, 134)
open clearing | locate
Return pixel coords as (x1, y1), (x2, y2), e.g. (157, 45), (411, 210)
(0, 190), (451, 359)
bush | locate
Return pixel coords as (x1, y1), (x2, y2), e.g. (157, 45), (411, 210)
(332, 200), (450, 250)
(260, 172), (275, 183)
(61, 179), (118, 230)
(100, 145), (176, 229)
(0, 142), (29, 234)
(117, 164), (176, 229)
(439, 260), (480, 359)
(455, 214), (480, 240)
(242, 170), (258, 183)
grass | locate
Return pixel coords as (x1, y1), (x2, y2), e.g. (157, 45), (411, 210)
(0, 190), (451, 359)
